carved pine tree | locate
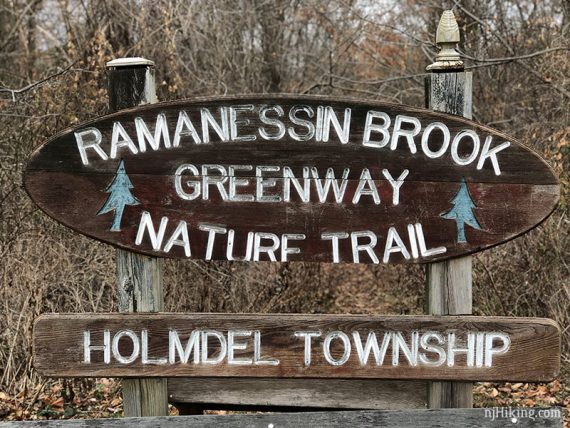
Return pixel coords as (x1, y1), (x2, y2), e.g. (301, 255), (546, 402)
(441, 177), (481, 243)
(97, 160), (140, 231)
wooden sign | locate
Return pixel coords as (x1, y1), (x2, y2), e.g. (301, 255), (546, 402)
(24, 96), (559, 263)
(33, 314), (560, 381)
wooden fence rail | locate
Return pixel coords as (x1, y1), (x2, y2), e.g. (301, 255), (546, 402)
(0, 408), (563, 428)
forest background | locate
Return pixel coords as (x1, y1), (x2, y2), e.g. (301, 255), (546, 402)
(0, 0), (568, 420)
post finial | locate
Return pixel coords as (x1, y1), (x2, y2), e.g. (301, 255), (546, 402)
(426, 10), (464, 71)
(106, 57), (155, 69)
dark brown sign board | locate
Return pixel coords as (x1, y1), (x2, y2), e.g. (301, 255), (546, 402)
(24, 96), (559, 264)
(33, 313), (560, 381)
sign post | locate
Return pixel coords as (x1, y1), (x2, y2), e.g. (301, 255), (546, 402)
(106, 57), (168, 417)
(425, 11), (473, 408)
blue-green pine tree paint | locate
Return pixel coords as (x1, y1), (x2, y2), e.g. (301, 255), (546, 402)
(441, 177), (481, 243)
(97, 160), (140, 231)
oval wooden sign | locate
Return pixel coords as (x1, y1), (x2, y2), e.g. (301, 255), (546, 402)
(24, 95), (559, 264)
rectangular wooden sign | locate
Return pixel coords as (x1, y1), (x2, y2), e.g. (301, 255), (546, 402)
(33, 314), (560, 381)
(25, 96), (559, 264)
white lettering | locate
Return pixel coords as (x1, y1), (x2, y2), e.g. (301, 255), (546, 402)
(407, 224), (419, 259)
(111, 330), (140, 364)
(201, 107), (229, 143)
(391, 115), (420, 153)
(421, 122), (450, 158)
(169, 330), (200, 364)
(253, 331), (280, 366)
(477, 136), (510, 176)
(135, 211), (168, 250)
(362, 111), (390, 148)
(414, 223), (447, 258)
(392, 331), (419, 366)
(288, 106), (315, 141)
(228, 165), (254, 202)
(175, 164), (201, 201)
(201, 164), (228, 201)
(352, 168), (380, 205)
(256, 166), (281, 202)
(163, 220), (191, 257)
(294, 331), (321, 366)
(201, 330), (227, 364)
(259, 105), (286, 140)
(418, 332), (446, 366)
(383, 227), (410, 263)
(226, 230), (254, 261)
(253, 232), (280, 261)
(447, 332), (475, 367)
(352, 331), (391, 366)
(323, 331), (351, 365)
(110, 121), (138, 159)
(135, 114), (171, 153)
(141, 329), (167, 364)
(83, 330), (111, 364)
(322, 107), (351, 144)
(321, 232), (349, 263)
(173, 110), (202, 146)
(382, 169), (408, 205)
(229, 105), (256, 142)
(75, 128), (107, 165)
(451, 130), (480, 165)
(281, 233), (306, 261)
(312, 168), (350, 203)
(484, 333), (510, 367)
(199, 224), (227, 261)
(284, 167), (310, 203)
(228, 330), (253, 365)
(351, 230), (379, 264)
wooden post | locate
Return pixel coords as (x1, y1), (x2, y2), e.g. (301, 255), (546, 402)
(106, 57), (169, 417)
(425, 11), (473, 409)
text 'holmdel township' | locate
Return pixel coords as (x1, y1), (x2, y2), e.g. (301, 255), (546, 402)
(83, 328), (511, 368)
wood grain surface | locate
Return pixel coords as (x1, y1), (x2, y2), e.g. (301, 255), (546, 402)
(0, 408), (563, 427)
(167, 378), (427, 409)
(24, 96), (559, 263)
(33, 313), (560, 381)
(107, 58), (169, 418)
(424, 68), (474, 408)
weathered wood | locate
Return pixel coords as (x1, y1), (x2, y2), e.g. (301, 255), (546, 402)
(107, 58), (168, 417)
(425, 68), (474, 407)
(426, 256), (472, 315)
(24, 96), (559, 264)
(33, 313), (560, 381)
(168, 378), (427, 409)
(0, 408), (563, 427)
(426, 257), (473, 407)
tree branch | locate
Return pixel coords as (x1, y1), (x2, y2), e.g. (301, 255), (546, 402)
(0, 64), (74, 101)
(461, 47), (569, 63)
(455, 3), (570, 98)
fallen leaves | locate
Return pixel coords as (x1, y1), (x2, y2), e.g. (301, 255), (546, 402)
(474, 379), (570, 427)
(0, 378), (567, 423)
(0, 379), (182, 421)
(0, 379), (124, 421)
